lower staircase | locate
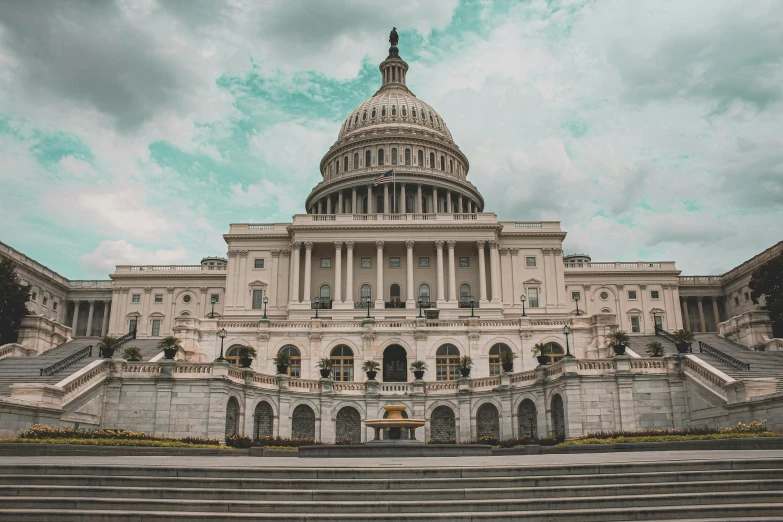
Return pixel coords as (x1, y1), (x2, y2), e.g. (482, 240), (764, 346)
(0, 457), (781, 520)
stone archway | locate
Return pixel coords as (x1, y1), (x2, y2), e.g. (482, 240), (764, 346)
(253, 401), (273, 439)
(225, 397), (239, 437)
(430, 406), (456, 442)
(383, 345), (407, 382)
(335, 406), (362, 443)
(476, 403), (500, 440)
(551, 394), (565, 438)
(517, 399), (537, 439)
(292, 404), (316, 440)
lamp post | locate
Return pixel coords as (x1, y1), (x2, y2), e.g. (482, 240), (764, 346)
(262, 296), (268, 319)
(364, 295), (372, 319)
(132, 311), (140, 337)
(520, 294), (527, 317)
(215, 327), (227, 362)
(469, 295), (476, 318)
(563, 324), (573, 359)
(313, 297), (321, 319)
(209, 296), (216, 319)
(574, 293), (581, 316)
(417, 299), (424, 318)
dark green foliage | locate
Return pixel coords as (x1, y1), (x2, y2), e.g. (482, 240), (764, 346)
(225, 434), (252, 448)
(750, 255), (783, 338)
(0, 257), (30, 344)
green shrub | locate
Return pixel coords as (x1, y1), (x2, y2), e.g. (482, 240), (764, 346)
(562, 432), (776, 446)
(122, 346), (143, 361)
(252, 436), (325, 448)
(226, 434), (252, 448)
(3, 438), (230, 449)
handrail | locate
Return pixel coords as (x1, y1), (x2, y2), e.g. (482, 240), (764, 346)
(117, 329), (137, 348)
(698, 340), (750, 371)
(655, 326), (691, 352)
(40, 345), (93, 376)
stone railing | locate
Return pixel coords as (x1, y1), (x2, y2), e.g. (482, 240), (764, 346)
(116, 265), (226, 273)
(578, 361), (615, 373)
(565, 261), (675, 270)
(227, 366), (246, 382)
(679, 275), (723, 286)
(379, 383), (412, 394)
(629, 359), (668, 372)
(425, 381), (459, 392)
(58, 360), (112, 405)
(289, 378), (321, 391)
(470, 375), (502, 389)
(682, 355), (735, 400)
(292, 213), (498, 225)
(0, 240), (70, 287)
(331, 381), (367, 393)
(68, 280), (112, 289)
(511, 370), (538, 385)
(122, 363), (162, 376)
(0, 343), (36, 361)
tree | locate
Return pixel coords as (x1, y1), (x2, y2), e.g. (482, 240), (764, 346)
(0, 257), (30, 345)
(750, 255), (783, 338)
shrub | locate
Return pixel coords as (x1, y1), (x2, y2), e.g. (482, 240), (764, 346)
(122, 346), (143, 361)
(4, 438), (230, 449)
(361, 360), (380, 372)
(645, 341), (665, 357)
(317, 357), (334, 370)
(226, 434), (252, 448)
(606, 330), (630, 347)
(273, 352), (291, 366)
(157, 336), (182, 353)
(672, 329), (695, 345)
(252, 436), (325, 448)
(409, 360), (428, 372)
(238, 345), (257, 359)
(18, 425), (221, 446)
(531, 343), (551, 356)
(459, 356), (473, 369)
(334, 437), (363, 445)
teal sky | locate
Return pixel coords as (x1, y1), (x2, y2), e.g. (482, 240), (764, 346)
(0, 0), (781, 279)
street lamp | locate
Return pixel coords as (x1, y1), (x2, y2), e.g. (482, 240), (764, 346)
(469, 295), (476, 318)
(363, 295), (372, 318)
(209, 296), (217, 318)
(312, 296), (321, 319)
(417, 299), (424, 318)
(262, 296), (269, 319)
(574, 293), (581, 316)
(215, 327), (227, 362)
(131, 311), (141, 337)
(520, 295), (527, 317)
(563, 324), (573, 359)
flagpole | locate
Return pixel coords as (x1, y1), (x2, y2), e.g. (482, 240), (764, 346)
(393, 169), (396, 214)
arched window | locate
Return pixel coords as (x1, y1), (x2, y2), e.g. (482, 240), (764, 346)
(381, 106), (387, 117)
(180, 311), (190, 317)
(353, 153), (359, 169)
(362, 111), (367, 121)
(391, 148), (397, 165)
(225, 397), (239, 437)
(460, 283), (471, 304)
(436, 344), (460, 381)
(417, 150), (423, 166)
(360, 284), (372, 301)
(378, 148), (385, 166)
(551, 394), (565, 438)
(440, 155), (445, 171)
(331, 345), (354, 382)
(421, 197), (428, 214)
(389, 283), (401, 303)
(430, 113), (434, 124)
(489, 343), (513, 376)
(449, 159), (453, 173)
(404, 148), (411, 165)
(418, 284), (431, 303)
(354, 114), (358, 124)
(429, 152), (435, 167)
(371, 108), (376, 118)
(319, 284), (331, 301)
(401, 106), (407, 117)
(518, 399), (538, 438)
(343, 156), (348, 172)
(365, 150), (371, 167)
(253, 401), (273, 439)
(376, 194), (384, 213)
(225, 345), (243, 366)
(412, 107), (417, 118)
(335, 160), (340, 175)
(391, 105), (397, 116)
(279, 346), (301, 377)
(543, 342), (565, 364)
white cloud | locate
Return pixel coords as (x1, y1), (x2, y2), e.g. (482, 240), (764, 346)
(80, 240), (190, 275)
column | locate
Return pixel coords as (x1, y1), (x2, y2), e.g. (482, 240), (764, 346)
(70, 300), (80, 334)
(85, 300), (96, 337)
(237, 251), (248, 309)
(367, 185), (373, 214)
(489, 240), (501, 302)
(406, 240), (415, 306)
(375, 241), (385, 306)
(101, 301), (110, 337)
(477, 241), (487, 302)
(292, 242), (301, 303)
(303, 242), (313, 302)
(458, 194), (463, 213)
(317, 201), (323, 214)
(446, 191), (452, 213)
(711, 298), (721, 332)
(400, 184), (406, 213)
(383, 184), (389, 213)
(447, 240), (456, 302)
(416, 184), (422, 213)
(351, 188), (357, 214)
(326, 196), (332, 214)
(499, 248), (510, 305)
(436, 240), (445, 302)
(345, 241), (354, 303)
(697, 297), (706, 333)
(334, 241), (343, 303)
(337, 191), (343, 214)
(433, 187), (438, 212)
(510, 249), (520, 305)
(141, 288), (152, 336)
(681, 297), (691, 331)
(270, 250), (281, 308)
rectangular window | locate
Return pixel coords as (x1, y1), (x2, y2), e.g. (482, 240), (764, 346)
(458, 257), (470, 267)
(631, 316), (641, 333)
(154, 294), (163, 303)
(53, 301), (58, 311)
(734, 296), (740, 306)
(654, 315), (663, 329)
(320, 258), (331, 268)
(31, 292), (37, 301)
(419, 257), (430, 268)
(128, 319), (137, 334)
(525, 256), (536, 267)
(131, 294), (140, 303)
(252, 290), (263, 309)
(210, 294), (220, 303)
(650, 290), (660, 299)
(628, 290), (638, 300)
(152, 319), (161, 336)
(361, 257), (371, 268)
(745, 292), (750, 302)
(254, 259), (265, 269)
(571, 292), (580, 301)
(389, 257), (401, 268)
(42, 296), (48, 306)
(528, 288), (539, 308)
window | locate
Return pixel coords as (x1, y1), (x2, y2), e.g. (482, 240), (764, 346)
(280, 346), (301, 377)
(225, 345), (242, 366)
(153, 294), (163, 303)
(389, 284), (401, 302)
(253, 258), (265, 269)
(734, 296), (740, 306)
(419, 257), (430, 268)
(363, 111), (367, 121)
(183, 295), (192, 303)
(353, 153), (359, 169)
(42, 296), (48, 306)
(571, 292), (580, 301)
(335, 160), (339, 175)
(412, 108), (417, 118)
(129, 318), (137, 334)
(429, 152), (435, 167)
(600, 291), (609, 300)
(449, 159), (453, 173)
(528, 288), (539, 308)
(391, 105), (396, 116)
(542, 342), (565, 364)
(376, 194), (384, 213)
(378, 148), (384, 166)
(489, 343), (512, 376)
(459, 257), (470, 267)
(418, 284), (431, 302)
(417, 150), (423, 166)
(440, 155), (445, 171)
(405, 148), (411, 165)
(460, 283), (471, 303)
(321, 258), (331, 268)
(745, 292), (750, 302)
(406, 194), (414, 213)
(654, 315), (663, 329)
(389, 257), (401, 268)
(651, 290), (660, 299)
(252, 290), (264, 309)
(436, 344), (460, 381)
(631, 316), (641, 333)
(525, 256), (536, 267)
(31, 292), (37, 302)
(331, 345), (354, 381)
(343, 156), (348, 172)
(628, 290), (638, 300)
(381, 106), (387, 117)
(361, 257), (371, 268)
(152, 319), (161, 337)
(180, 311), (190, 317)
(53, 301), (58, 311)
(210, 294), (220, 304)
(402, 106), (407, 117)
(365, 150), (371, 166)
(391, 148), (398, 165)
(371, 108), (376, 118)
(132, 294), (141, 303)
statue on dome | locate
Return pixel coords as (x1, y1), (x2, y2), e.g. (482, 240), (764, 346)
(389, 27), (399, 47)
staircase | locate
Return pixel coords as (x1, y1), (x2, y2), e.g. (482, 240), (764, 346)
(0, 339), (164, 397)
(0, 457), (781, 520)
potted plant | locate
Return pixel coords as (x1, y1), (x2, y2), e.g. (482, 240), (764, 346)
(97, 336), (121, 359)
(157, 335), (182, 360)
(273, 352), (291, 375)
(672, 329), (695, 354)
(500, 349), (516, 372)
(645, 341), (665, 357)
(122, 346), (142, 362)
(459, 356), (473, 377)
(531, 343), (551, 365)
(362, 360), (380, 380)
(410, 360), (428, 380)
(238, 345), (257, 368)
(317, 357), (333, 378)
(606, 330), (630, 356)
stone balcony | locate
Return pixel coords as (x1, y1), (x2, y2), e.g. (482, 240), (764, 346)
(565, 261), (678, 271)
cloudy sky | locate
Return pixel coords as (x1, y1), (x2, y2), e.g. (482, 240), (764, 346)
(1, 0), (781, 279)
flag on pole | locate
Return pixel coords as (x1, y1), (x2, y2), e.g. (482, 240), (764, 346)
(373, 169), (394, 186)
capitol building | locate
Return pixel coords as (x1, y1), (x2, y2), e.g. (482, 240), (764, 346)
(1, 37), (782, 443)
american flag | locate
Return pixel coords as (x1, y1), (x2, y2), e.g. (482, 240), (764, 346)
(373, 169), (394, 186)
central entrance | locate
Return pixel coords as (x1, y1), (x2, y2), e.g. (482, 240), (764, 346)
(383, 345), (407, 382)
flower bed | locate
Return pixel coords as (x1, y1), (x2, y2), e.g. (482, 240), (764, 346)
(11, 425), (223, 448)
(2, 438), (230, 449)
(427, 435), (563, 447)
(563, 421), (777, 446)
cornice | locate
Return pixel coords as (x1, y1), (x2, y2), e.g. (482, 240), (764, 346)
(111, 273), (229, 280)
(287, 223), (503, 232)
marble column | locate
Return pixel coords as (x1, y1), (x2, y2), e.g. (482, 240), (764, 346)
(436, 240), (445, 302)
(711, 298), (721, 332)
(71, 300), (80, 334)
(291, 242), (302, 303)
(86, 300), (96, 337)
(477, 241), (488, 303)
(326, 197), (332, 214)
(375, 240), (385, 306)
(351, 188), (357, 214)
(303, 242), (313, 302)
(681, 297), (691, 331)
(446, 191), (452, 213)
(489, 240), (500, 302)
(334, 241), (343, 303)
(433, 187), (438, 212)
(345, 241), (354, 304)
(270, 250), (281, 308)
(337, 191), (343, 214)
(458, 194), (463, 213)
(383, 184), (389, 214)
(416, 184), (422, 213)
(447, 240), (457, 302)
(697, 297), (706, 333)
(101, 301), (110, 337)
(317, 201), (323, 214)
(406, 240), (415, 306)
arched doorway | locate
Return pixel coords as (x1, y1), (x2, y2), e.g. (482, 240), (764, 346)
(291, 404), (316, 440)
(551, 394), (565, 438)
(518, 399), (537, 438)
(383, 345), (407, 382)
(253, 401), (273, 439)
(335, 406), (362, 443)
(225, 397), (239, 437)
(430, 406), (456, 442)
(476, 403), (500, 440)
